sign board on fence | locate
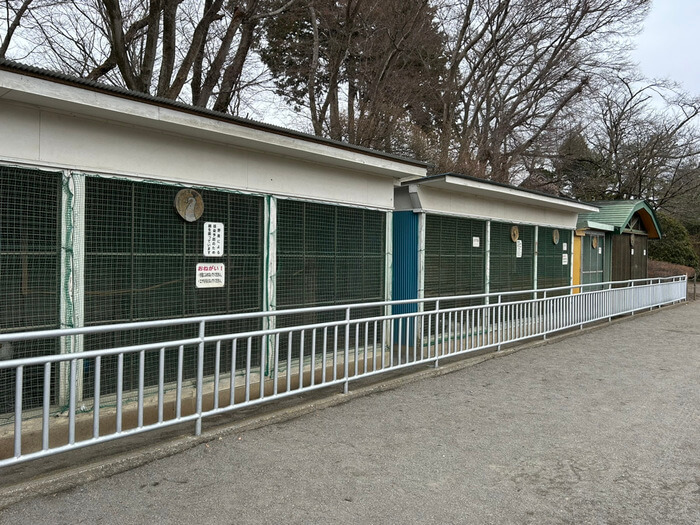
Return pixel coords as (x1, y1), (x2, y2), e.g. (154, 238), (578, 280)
(562, 253), (568, 265)
(516, 239), (523, 258)
(204, 222), (224, 257)
(196, 263), (225, 288)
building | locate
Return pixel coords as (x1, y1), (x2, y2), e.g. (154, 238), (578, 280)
(1, 59), (606, 424)
(574, 200), (661, 287)
(392, 173), (598, 308)
(0, 59), (424, 411)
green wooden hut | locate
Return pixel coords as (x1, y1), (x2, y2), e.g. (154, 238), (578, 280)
(574, 200), (662, 286)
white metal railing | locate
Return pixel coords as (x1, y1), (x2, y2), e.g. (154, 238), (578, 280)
(0, 276), (687, 467)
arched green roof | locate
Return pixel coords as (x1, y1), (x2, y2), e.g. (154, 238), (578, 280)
(577, 200), (661, 239)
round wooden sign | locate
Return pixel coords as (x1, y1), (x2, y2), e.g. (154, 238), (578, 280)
(592, 236), (598, 249)
(510, 225), (519, 242)
(552, 229), (560, 245)
(174, 189), (204, 222)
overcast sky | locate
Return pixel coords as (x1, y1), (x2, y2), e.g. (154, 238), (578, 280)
(631, 0), (700, 96)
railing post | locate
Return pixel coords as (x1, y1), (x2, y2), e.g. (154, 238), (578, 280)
(630, 280), (635, 315)
(434, 299), (440, 368)
(344, 308), (350, 394)
(14, 366), (23, 459)
(195, 320), (205, 436)
(543, 290), (548, 340)
(497, 294), (502, 351)
(69, 359), (77, 445)
(694, 273), (697, 301)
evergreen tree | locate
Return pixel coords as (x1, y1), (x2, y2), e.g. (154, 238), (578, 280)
(649, 213), (699, 269)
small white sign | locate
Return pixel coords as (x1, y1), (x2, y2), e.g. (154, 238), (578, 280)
(204, 222), (224, 257)
(562, 253), (569, 265)
(196, 263), (225, 288)
(598, 247), (602, 255)
(562, 242), (568, 251)
(472, 236), (480, 248)
(516, 239), (523, 258)
(643, 249), (647, 256)
(631, 248), (635, 255)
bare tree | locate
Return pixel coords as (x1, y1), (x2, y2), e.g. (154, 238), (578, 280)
(1, 0), (36, 59)
(434, 0), (649, 183)
(5, 0), (669, 189)
(7, 0), (297, 113)
(588, 77), (700, 210)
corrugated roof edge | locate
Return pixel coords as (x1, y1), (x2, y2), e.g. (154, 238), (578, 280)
(413, 172), (596, 207)
(578, 199), (662, 239)
(582, 199), (646, 207)
(0, 58), (427, 169)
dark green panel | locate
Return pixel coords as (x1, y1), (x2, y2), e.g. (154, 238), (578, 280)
(277, 200), (304, 254)
(0, 167), (61, 333)
(581, 233), (605, 288)
(277, 200), (386, 309)
(537, 227), (571, 290)
(134, 183), (184, 255)
(305, 202), (336, 255)
(276, 200), (386, 357)
(0, 166), (61, 410)
(490, 222), (534, 294)
(83, 177), (264, 395)
(424, 215), (486, 306)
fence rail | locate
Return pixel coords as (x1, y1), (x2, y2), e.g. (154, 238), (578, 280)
(0, 276), (687, 467)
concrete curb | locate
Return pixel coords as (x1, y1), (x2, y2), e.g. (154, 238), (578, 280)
(0, 301), (686, 509)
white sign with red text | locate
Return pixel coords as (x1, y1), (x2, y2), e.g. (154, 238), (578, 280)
(196, 263), (225, 288)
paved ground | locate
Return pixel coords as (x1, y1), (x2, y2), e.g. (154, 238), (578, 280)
(1, 302), (699, 524)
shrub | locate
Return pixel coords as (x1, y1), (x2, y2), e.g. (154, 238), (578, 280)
(649, 213), (699, 269)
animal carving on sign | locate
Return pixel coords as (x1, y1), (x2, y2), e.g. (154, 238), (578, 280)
(174, 189), (204, 222)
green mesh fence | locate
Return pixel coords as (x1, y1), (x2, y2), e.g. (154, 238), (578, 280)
(1, 165), (577, 425)
(537, 227), (572, 294)
(1, 168), (391, 423)
(0, 166), (61, 416)
(490, 222), (535, 299)
(581, 234), (605, 288)
(82, 176), (264, 400)
(424, 214), (486, 308)
(276, 200), (386, 356)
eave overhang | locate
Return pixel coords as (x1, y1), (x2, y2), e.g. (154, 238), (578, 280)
(404, 174), (599, 214)
(0, 61), (426, 180)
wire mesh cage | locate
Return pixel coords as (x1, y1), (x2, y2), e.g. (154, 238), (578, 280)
(537, 226), (572, 294)
(490, 222), (535, 299)
(276, 199), (387, 357)
(1, 168), (267, 422)
(424, 214), (486, 308)
(0, 166), (62, 415)
(82, 176), (264, 401)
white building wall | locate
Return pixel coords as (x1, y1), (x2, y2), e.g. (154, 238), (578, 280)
(0, 99), (401, 210)
(413, 186), (580, 229)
